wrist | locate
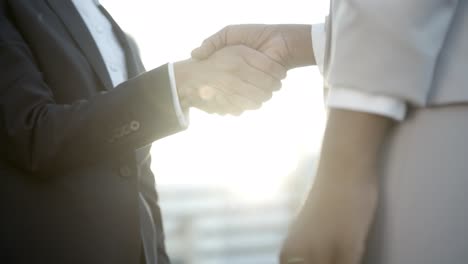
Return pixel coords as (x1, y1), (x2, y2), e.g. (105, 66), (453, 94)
(173, 59), (193, 109)
(315, 109), (394, 186)
(277, 24), (315, 68)
(298, 172), (378, 237)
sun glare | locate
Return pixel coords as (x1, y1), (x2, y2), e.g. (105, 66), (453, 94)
(100, 0), (329, 202)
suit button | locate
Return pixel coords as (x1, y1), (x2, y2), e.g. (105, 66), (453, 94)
(122, 125), (132, 136)
(130, 120), (140, 131)
(119, 165), (132, 177)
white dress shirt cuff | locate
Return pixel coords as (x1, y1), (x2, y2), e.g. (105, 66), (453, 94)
(167, 63), (189, 128)
(311, 23), (407, 121)
(327, 88), (407, 121)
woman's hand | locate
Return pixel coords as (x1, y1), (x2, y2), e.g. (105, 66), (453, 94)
(191, 24), (315, 70)
(280, 178), (378, 264)
(280, 109), (394, 264)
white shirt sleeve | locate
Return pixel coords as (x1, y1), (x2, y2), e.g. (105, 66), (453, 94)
(312, 23), (407, 121)
(167, 63), (189, 127)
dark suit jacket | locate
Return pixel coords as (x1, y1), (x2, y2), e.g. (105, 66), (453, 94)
(0, 1), (182, 263)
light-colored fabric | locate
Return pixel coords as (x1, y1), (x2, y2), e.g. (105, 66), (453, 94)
(312, 24), (407, 121)
(168, 63), (188, 127)
(71, 0), (128, 87)
(322, 1), (468, 262)
(327, 87), (406, 121)
(139, 193), (158, 264)
(363, 105), (468, 263)
(325, 0), (465, 107)
(311, 24), (327, 76)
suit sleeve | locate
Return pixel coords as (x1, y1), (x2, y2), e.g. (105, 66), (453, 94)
(326, 0), (460, 106)
(0, 9), (185, 174)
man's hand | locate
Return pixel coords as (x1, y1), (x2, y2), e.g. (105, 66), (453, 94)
(174, 45), (287, 115)
(191, 24), (315, 70)
(280, 109), (394, 264)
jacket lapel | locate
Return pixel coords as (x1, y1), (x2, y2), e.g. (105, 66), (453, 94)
(46, 0), (114, 90)
(98, 5), (146, 78)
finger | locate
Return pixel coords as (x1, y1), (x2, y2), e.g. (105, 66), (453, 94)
(196, 97), (230, 115)
(230, 80), (273, 105)
(279, 236), (310, 264)
(279, 230), (334, 264)
(240, 47), (288, 80)
(196, 84), (247, 115)
(190, 86), (222, 114)
(210, 69), (273, 104)
(191, 40), (216, 60)
(280, 248), (314, 264)
(214, 76), (265, 109)
(226, 92), (262, 113)
(336, 244), (365, 264)
(215, 93), (243, 116)
(194, 99), (217, 114)
(191, 27), (228, 60)
(198, 85), (217, 101)
(281, 248), (333, 264)
(236, 61), (283, 93)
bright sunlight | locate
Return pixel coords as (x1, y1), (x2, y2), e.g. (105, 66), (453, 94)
(101, 0), (328, 203)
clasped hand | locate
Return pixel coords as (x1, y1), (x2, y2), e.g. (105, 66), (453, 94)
(174, 45), (287, 115)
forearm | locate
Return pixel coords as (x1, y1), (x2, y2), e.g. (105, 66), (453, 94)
(315, 109), (394, 187)
(300, 109), (394, 239)
(277, 24), (316, 68)
(2, 64), (184, 174)
(281, 109), (395, 263)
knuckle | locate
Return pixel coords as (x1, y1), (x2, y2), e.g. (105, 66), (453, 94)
(222, 25), (231, 33)
(252, 102), (262, 110)
(268, 62), (287, 79)
(260, 77), (280, 92)
(201, 38), (212, 46)
(261, 60), (279, 77)
(272, 80), (282, 91)
(281, 69), (288, 79)
(265, 60), (275, 71)
(201, 38), (217, 51)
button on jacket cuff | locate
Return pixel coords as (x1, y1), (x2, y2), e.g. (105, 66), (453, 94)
(110, 63), (187, 148)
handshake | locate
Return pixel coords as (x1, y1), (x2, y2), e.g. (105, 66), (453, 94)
(173, 24), (314, 115)
(174, 45), (286, 115)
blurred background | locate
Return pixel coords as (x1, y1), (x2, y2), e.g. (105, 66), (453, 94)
(101, 1), (329, 263)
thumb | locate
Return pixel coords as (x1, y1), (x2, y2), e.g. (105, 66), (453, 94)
(191, 38), (219, 60)
(191, 29), (227, 59)
(191, 45), (213, 60)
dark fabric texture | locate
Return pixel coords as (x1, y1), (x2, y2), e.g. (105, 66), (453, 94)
(0, 1), (180, 263)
